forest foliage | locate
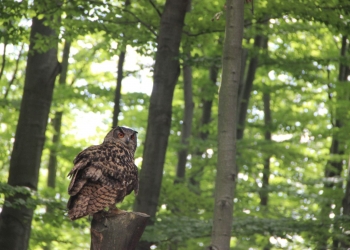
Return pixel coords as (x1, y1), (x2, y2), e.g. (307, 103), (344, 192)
(1, 0), (350, 249)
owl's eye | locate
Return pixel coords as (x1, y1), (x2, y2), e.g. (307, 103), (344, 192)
(118, 132), (125, 138)
(130, 134), (135, 140)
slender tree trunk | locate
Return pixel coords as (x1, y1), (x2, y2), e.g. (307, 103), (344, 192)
(237, 34), (266, 140)
(47, 40), (71, 189)
(133, 1), (189, 249)
(318, 35), (348, 250)
(209, 0), (244, 248)
(43, 41), (70, 250)
(237, 49), (247, 110)
(47, 113), (63, 188)
(260, 91), (272, 250)
(0, 7), (60, 249)
(175, 50), (194, 182)
(260, 36), (272, 250)
(112, 0), (130, 127)
(341, 157), (350, 248)
(340, 39), (350, 249)
(112, 49), (126, 127)
(259, 92), (271, 207)
(259, 37), (270, 208)
(189, 65), (218, 192)
(199, 64), (218, 143)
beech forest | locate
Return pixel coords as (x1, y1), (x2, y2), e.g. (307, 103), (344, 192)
(1, 0), (350, 249)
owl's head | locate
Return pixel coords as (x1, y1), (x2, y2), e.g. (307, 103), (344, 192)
(104, 126), (138, 154)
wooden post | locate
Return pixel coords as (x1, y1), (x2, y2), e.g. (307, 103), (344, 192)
(90, 211), (150, 250)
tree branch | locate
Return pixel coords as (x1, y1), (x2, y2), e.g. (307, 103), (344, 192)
(148, 0), (162, 17)
(123, 9), (158, 37)
(0, 38), (8, 82)
(4, 43), (24, 100)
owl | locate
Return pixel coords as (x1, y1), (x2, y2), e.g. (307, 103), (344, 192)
(67, 126), (138, 220)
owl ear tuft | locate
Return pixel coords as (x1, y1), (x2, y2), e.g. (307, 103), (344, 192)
(113, 127), (121, 138)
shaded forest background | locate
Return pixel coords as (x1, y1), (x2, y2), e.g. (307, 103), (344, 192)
(1, 0), (350, 249)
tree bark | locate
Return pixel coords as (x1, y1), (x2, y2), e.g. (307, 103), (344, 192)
(259, 38), (270, 209)
(0, 8), (60, 250)
(259, 92), (271, 207)
(189, 64), (218, 192)
(47, 40), (71, 189)
(133, 1), (189, 248)
(341, 158), (350, 248)
(112, 49), (126, 127)
(43, 40), (70, 250)
(90, 211), (150, 250)
(260, 91), (272, 250)
(236, 34), (266, 140)
(175, 51), (194, 181)
(200, 65), (218, 142)
(134, 0), (189, 217)
(339, 36), (350, 249)
(210, 0), (244, 248)
(237, 49), (247, 110)
(112, 0), (130, 127)
(318, 35), (348, 250)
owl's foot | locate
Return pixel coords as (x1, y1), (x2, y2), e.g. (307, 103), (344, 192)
(108, 207), (126, 215)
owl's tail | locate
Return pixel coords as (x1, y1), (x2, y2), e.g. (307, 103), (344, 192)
(67, 184), (119, 220)
(67, 195), (91, 220)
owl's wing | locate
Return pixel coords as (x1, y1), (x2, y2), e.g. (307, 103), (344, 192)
(67, 145), (103, 196)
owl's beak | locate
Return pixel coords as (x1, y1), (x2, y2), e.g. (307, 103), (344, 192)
(126, 138), (130, 144)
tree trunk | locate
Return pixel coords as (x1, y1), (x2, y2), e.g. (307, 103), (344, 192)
(133, 1), (189, 248)
(112, 0), (130, 127)
(199, 65), (218, 142)
(112, 49), (126, 127)
(237, 49), (247, 110)
(175, 50), (194, 182)
(341, 158), (350, 248)
(318, 35), (348, 250)
(339, 37), (350, 249)
(43, 40), (70, 250)
(260, 91), (272, 250)
(259, 38), (270, 208)
(189, 64), (218, 192)
(259, 92), (271, 207)
(0, 9), (60, 250)
(47, 40), (71, 189)
(134, 0), (189, 217)
(47, 112), (63, 188)
(209, 0), (244, 248)
(90, 211), (149, 250)
(236, 34), (266, 140)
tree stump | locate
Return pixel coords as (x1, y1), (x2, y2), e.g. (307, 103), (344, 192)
(90, 211), (150, 250)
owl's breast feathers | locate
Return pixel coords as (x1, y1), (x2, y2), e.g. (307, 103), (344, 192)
(67, 142), (138, 220)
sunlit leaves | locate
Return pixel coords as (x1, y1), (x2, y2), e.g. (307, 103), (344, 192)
(1, 0), (350, 249)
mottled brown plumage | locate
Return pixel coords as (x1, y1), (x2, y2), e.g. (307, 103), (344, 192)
(67, 126), (138, 220)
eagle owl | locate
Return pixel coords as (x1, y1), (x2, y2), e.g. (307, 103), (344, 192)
(67, 126), (138, 220)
